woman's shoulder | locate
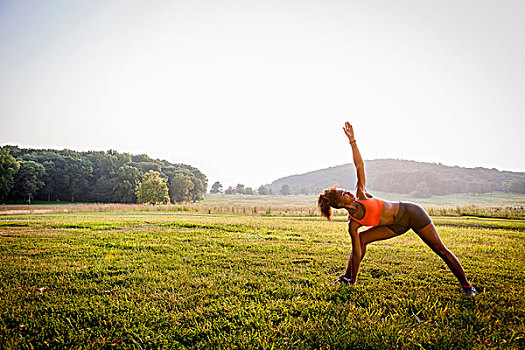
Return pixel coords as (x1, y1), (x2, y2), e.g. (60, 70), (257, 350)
(356, 189), (375, 200)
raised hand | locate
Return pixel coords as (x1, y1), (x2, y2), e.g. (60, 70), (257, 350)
(343, 121), (355, 142)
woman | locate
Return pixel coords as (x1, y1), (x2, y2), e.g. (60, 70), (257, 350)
(318, 122), (476, 296)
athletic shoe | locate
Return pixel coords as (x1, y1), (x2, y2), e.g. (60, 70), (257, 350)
(462, 285), (476, 296)
(334, 275), (353, 284)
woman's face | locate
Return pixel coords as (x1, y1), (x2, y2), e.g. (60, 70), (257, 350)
(336, 189), (355, 206)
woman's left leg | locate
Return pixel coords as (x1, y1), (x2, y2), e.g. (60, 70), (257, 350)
(415, 223), (470, 286)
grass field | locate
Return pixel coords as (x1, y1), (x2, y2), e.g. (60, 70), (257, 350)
(1, 200), (524, 348)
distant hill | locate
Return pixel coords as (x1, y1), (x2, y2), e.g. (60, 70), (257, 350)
(268, 159), (525, 197)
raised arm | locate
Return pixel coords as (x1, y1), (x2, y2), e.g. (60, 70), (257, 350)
(343, 122), (366, 199)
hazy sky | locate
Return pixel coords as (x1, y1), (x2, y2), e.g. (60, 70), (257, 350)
(1, 0), (524, 189)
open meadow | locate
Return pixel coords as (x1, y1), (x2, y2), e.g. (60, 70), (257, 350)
(1, 195), (524, 349)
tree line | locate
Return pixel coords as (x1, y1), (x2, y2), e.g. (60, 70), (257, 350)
(0, 146), (207, 204)
(210, 182), (296, 196)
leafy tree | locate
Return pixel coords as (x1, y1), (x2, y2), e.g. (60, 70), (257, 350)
(210, 181), (223, 194)
(168, 173), (194, 203)
(40, 160), (56, 201)
(163, 167), (207, 202)
(234, 184), (245, 195)
(189, 176), (206, 201)
(19, 151), (64, 202)
(132, 162), (162, 173)
(487, 181), (500, 193)
(280, 184), (292, 196)
(300, 186), (311, 195)
(131, 154), (151, 163)
(66, 156), (93, 202)
(507, 180), (525, 194)
(49, 155), (68, 201)
(89, 176), (114, 202)
(480, 180), (491, 194)
(0, 149), (20, 201)
(45, 153), (87, 202)
(136, 170), (170, 204)
(225, 186), (234, 195)
(244, 187), (253, 195)
(258, 185), (270, 195)
(11, 161), (45, 203)
(86, 151), (117, 178)
(41, 153), (92, 202)
(86, 151), (132, 200)
(112, 165), (140, 203)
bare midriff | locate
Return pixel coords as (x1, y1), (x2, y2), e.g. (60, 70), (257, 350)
(349, 197), (400, 226)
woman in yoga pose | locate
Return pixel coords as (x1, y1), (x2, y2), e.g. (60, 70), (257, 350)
(318, 122), (476, 296)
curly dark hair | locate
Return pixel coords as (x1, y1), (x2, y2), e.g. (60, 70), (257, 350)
(317, 185), (345, 221)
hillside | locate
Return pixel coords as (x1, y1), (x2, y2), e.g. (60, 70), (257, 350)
(268, 159), (525, 196)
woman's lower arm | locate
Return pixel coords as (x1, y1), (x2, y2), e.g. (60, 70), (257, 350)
(346, 249), (362, 282)
(346, 237), (362, 281)
(350, 141), (366, 189)
(350, 141), (364, 168)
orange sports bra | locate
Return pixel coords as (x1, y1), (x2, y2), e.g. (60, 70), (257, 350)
(348, 196), (384, 226)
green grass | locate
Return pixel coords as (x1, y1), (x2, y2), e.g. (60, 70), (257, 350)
(1, 211), (524, 349)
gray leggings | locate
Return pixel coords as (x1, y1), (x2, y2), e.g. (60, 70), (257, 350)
(387, 202), (432, 235)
